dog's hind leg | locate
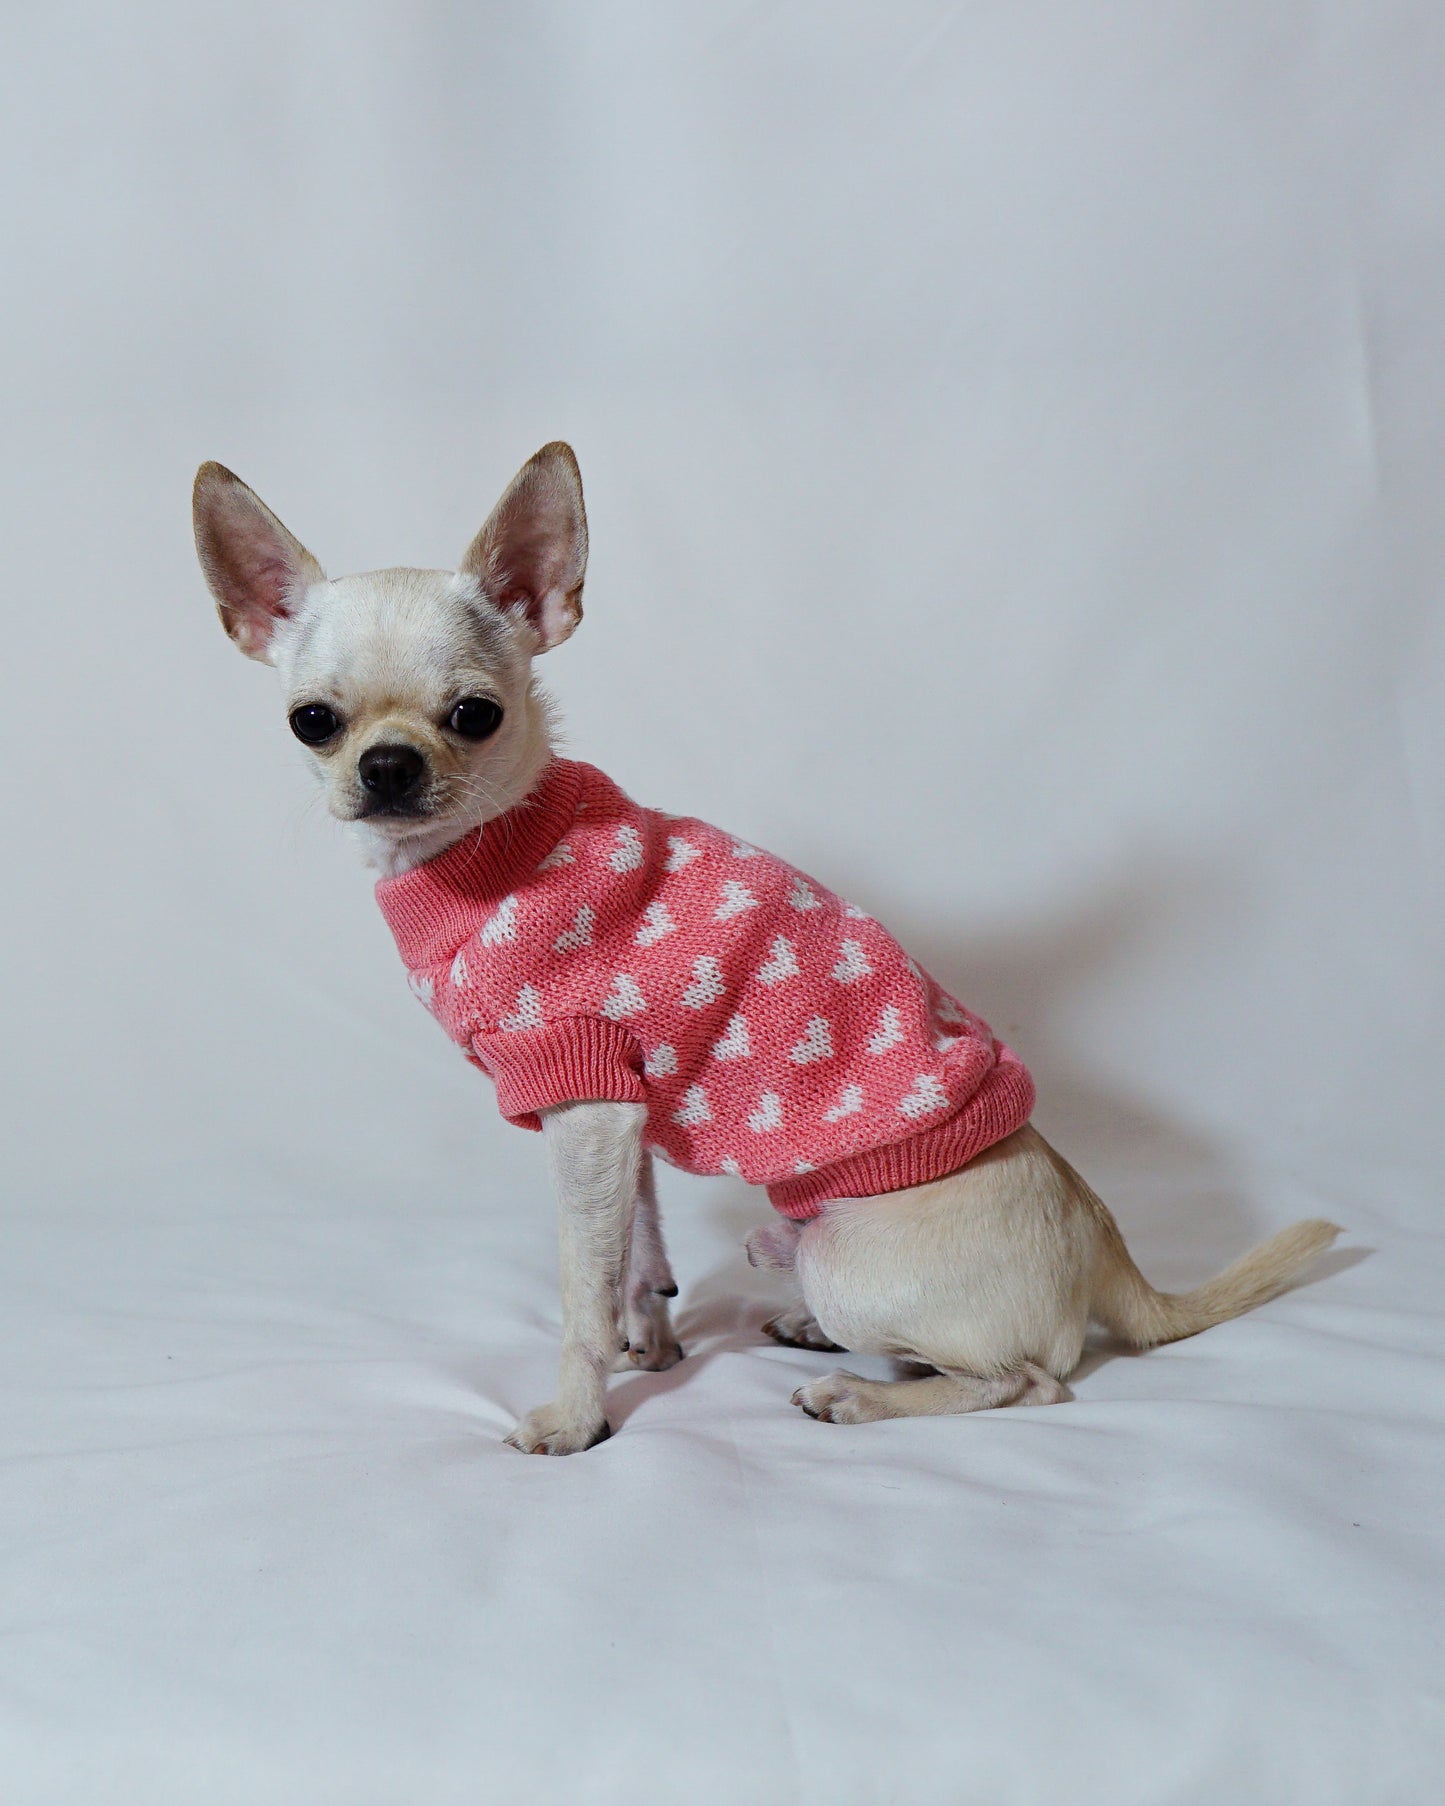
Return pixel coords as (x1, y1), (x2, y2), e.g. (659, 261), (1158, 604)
(745, 1219), (845, 1350)
(793, 1362), (1069, 1423)
(788, 1128), (1093, 1425)
(786, 1121), (1339, 1428)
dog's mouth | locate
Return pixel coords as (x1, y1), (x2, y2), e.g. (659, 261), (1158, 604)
(339, 794), (437, 831)
(338, 778), (501, 839)
(354, 798), (429, 822)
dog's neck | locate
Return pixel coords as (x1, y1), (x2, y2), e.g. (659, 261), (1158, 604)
(353, 817), (482, 880)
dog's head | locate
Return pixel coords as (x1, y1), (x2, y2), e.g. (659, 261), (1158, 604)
(194, 443), (585, 865)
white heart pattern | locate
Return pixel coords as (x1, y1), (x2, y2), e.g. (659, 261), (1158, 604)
(645, 1043), (678, 1078)
(536, 842), (575, 872)
(635, 901), (676, 946)
(748, 1091), (784, 1133)
(788, 876), (822, 912)
(553, 904), (594, 954)
(868, 1005), (904, 1055)
(794, 1160), (816, 1174)
(719, 1156), (742, 1176)
(664, 836), (701, 872)
(409, 973), (435, 1011)
(844, 902), (870, 920)
(715, 880), (758, 922)
(499, 984), (543, 1032)
(731, 840), (761, 859)
(788, 1015), (834, 1065)
(610, 824), (645, 872)
(711, 1013), (751, 1061)
(449, 949), (468, 988)
(823, 1083), (864, 1122)
(480, 893), (519, 945)
(681, 956), (725, 1009)
(757, 936), (799, 986)
(935, 996), (967, 1026)
(898, 1074), (949, 1119)
(600, 973), (646, 1020)
(673, 1084), (712, 1127)
(831, 939), (873, 984)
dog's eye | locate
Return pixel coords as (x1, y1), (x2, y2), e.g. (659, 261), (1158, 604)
(448, 698), (504, 739)
(289, 704), (341, 745)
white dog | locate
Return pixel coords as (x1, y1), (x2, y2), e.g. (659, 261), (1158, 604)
(194, 442), (1340, 1454)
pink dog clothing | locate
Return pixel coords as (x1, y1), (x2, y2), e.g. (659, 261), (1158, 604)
(374, 760), (1034, 1219)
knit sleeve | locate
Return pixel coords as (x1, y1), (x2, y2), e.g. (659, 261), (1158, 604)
(467, 1016), (647, 1132)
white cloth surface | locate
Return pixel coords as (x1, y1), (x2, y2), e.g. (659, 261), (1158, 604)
(1, 4), (1442, 1801)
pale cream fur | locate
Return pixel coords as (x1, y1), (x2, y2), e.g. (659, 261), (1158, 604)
(195, 442), (1342, 1453)
(767, 1125), (1339, 1423)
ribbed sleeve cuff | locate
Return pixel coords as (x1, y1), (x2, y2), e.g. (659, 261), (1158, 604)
(470, 1017), (647, 1131)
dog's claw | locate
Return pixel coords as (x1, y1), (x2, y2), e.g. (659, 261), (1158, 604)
(626, 1337), (684, 1371)
(766, 1308), (844, 1352)
(621, 1293), (683, 1371)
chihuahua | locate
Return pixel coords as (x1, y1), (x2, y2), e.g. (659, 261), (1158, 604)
(193, 442), (1340, 1454)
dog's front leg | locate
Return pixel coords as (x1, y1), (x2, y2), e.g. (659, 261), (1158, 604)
(618, 1152), (684, 1371)
(505, 1100), (645, 1456)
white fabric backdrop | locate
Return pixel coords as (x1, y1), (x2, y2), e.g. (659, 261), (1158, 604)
(1, 4), (1441, 1801)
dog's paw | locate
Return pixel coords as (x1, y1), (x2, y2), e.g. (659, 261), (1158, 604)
(617, 1294), (684, 1371)
(504, 1403), (611, 1456)
(620, 1328), (684, 1372)
(745, 1220), (802, 1272)
(764, 1304), (844, 1352)
(791, 1371), (883, 1424)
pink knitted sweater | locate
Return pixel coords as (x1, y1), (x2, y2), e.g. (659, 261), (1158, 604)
(375, 760), (1034, 1219)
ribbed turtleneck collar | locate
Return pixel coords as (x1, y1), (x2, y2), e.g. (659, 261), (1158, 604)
(373, 758), (586, 968)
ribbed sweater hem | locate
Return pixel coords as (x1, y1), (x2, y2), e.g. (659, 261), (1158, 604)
(765, 1056), (1036, 1218)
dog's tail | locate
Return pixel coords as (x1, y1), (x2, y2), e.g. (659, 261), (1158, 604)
(1088, 1207), (1342, 1349)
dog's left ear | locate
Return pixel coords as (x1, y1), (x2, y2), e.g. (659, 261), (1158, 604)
(461, 442), (588, 652)
(193, 463), (326, 662)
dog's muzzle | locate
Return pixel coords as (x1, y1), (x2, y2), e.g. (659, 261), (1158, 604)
(357, 742), (427, 811)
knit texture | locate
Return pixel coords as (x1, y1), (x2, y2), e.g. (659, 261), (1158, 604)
(375, 760), (1034, 1218)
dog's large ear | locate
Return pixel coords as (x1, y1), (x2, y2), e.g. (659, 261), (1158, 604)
(193, 463), (326, 662)
(460, 442), (588, 652)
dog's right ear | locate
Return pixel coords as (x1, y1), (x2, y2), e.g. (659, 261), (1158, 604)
(192, 463), (326, 662)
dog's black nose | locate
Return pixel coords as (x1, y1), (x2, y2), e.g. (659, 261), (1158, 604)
(358, 743), (426, 804)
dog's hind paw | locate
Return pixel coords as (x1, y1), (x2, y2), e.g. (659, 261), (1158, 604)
(791, 1371), (876, 1423)
(763, 1304), (844, 1352)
